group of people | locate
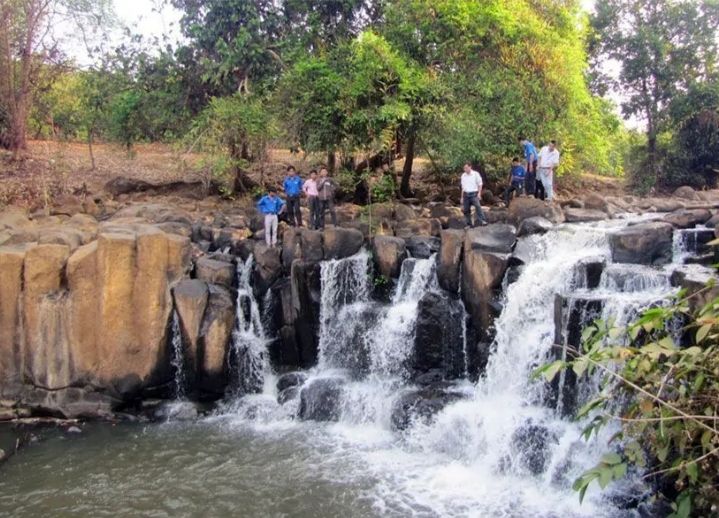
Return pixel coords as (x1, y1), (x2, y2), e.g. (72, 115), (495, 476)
(257, 166), (338, 246)
(461, 137), (561, 228)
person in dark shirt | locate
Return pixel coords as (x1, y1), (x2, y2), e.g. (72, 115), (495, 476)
(519, 137), (538, 197)
(317, 167), (338, 228)
(503, 157), (526, 205)
(282, 166), (303, 227)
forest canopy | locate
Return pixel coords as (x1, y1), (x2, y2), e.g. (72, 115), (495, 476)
(1, 0), (718, 194)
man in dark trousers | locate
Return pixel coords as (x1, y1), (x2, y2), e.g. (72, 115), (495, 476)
(283, 166), (303, 227)
(503, 157), (526, 205)
(519, 137), (539, 197)
(317, 167), (338, 228)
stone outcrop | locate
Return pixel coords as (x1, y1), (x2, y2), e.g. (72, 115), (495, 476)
(609, 222), (674, 265)
(437, 229), (464, 293)
(372, 236), (407, 278)
(517, 216), (553, 237)
(508, 198), (565, 226)
(413, 292), (466, 379)
(323, 227), (364, 260)
(405, 236), (440, 259)
(662, 208), (711, 229)
(563, 208), (608, 223)
(298, 377), (346, 421)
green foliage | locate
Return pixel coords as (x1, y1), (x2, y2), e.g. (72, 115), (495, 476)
(538, 284), (719, 515)
(370, 173), (397, 203)
(185, 93), (277, 192)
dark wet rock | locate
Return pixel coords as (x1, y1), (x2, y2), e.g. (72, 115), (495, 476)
(277, 372), (308, 392)
(517, 216), (553, 237)
(609, 222), (674, 265)
(573, 258), (605, 289)
(511, 423), (559, 475)
(278, 386), (300, 405)
(290, 261), (322, 367)
(413, 292), (467, 379)
(405, 236), (440, 259)
(462, 248), (509, 340)
(391, 386), (465, 431)
(323, 227), (364, 260)
(465, 224), (517, 254)
(253, 243), (282, 295)
(298, 378), (347, 421)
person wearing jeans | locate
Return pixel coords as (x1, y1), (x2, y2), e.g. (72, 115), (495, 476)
(519, 137), (538, 197)
(303, 170), (320, 229)
(317, 167), (337, 228)
(503, 157), (526, 205)
(537, 140), (560, 202)
(257, 188), (285, 246)
(283, 166), (303, 227)
(460, 162), (488, 228)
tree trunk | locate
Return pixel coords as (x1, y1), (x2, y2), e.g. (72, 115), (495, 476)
(400, 131), (416, 198)
(327, 150), (336, 173)
(88, 130), (96, 170)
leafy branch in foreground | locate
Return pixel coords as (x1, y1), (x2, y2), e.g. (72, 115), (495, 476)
(535, 285), (719, 518)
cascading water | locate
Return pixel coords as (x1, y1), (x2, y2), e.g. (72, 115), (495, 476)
(229, 255), (272, 396)
(169, 310), (186, 400)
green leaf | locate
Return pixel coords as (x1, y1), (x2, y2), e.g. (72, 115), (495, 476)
(601, 452), (622, 465)
(685, 462), (698, 483)
(696, 324), (711, 343)
(598, 466), (613, 488)
(533, 360), (565, 382)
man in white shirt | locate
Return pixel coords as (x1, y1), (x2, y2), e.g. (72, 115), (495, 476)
(537, 140), (560, 202)
(461, 162), (488, 228)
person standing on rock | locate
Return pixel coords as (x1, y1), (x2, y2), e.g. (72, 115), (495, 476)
(303, 169), (320, 230)
(317, 167), (338, 229)
(503, 157), (526, 205)
(283, 166), (303, 227)
(461, 162), (488, 228)
(257, 187), (285, 246)
(519, 137), (538, 197)
(537, 140), (560, 202)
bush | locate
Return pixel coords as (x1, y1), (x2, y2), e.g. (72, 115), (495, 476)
(537, 281), (719, 517)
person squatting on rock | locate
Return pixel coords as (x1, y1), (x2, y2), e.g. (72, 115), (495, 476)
(461, 162), (488, 228)
(537, 140), (560, 202)
(519, 137), (538, 197)
(257, 187), (285, 246)
(303, 169), (320, 230)
(283, 165), (303, 227)
(503, 157), (526, 205)
(317, 167), (338, 229)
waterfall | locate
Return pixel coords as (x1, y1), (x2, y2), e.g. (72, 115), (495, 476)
(229, 255), (271, 396)
(169, 310), (185, 400)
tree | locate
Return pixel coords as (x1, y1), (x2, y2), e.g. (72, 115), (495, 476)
(0, 0), (111, 154)
(589, 0), (719, 182)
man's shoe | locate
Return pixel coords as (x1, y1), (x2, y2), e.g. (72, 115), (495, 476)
(464, 225), (471, 230)
(479, 221), (488, 226)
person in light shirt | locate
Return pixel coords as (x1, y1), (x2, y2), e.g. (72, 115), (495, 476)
(460, 162), (488, 228)
(303, 170), (320, 229)
(537, 140), (560, 202)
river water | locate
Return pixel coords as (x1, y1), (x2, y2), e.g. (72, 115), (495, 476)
(0, 217), (711, 517)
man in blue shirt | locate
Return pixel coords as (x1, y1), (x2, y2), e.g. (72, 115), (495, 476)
(282, 166), (303, 227)
(519, 137), (538, 197)
(503, 157), (526, 205)
(257, 187), (285, 246)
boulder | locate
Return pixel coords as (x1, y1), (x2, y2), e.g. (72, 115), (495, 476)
(298, 377), (347, 421)
(300, 229), (324, 263)
(195, 257), (235, 288)
(277, 372), (308, 392)
(462, 246), (509, 339)
(290, 261), (322, 367)
(662, 208), (712, 229)
(517, 217), (553, 237)
(394, 218), (441, 239)
(511, 423), (559, 475)
(437, 229), (464, 293)
(563, 208), (609, 223)
(0, 245), (30, 395)
(508, 197), (565, 225)
(394, 203), (417, 221)
(464, 224), (517, 254)
(105, 176), (152, 196)
(672, 185), (700, 201)
(391, 386), (464, 431)
(609, 222), (674, 265)
(323, 227), (364, 260)
(413, 292), (466, 379)
(172, 280), (210, 370)
(405, 236), (440, 259)
(582, 193), (610, 213)
(372, 236), (407, 278)
(253, 243), (282, 294)
(197, 285), (235, 395)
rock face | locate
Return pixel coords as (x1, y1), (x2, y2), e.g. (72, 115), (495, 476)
(413, 292), (466, 379)
(195, 257), (235, 288)
(391, 386), (464, 431)
(563, 208), (608, 223)
(0, 223), (192, 416)
(405, 236), (440, 259)
(323, 227), (364, 260)
(508, 198), (565, 225)
(461, 225), (516, 339)
(609, 222), (674, 265)
(372, 236), (407, 278)
(437, 229), (464, 293)
(298, 377), (346, 421)
(517, 217), (552, 237)
(663, 208), (711, 229)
